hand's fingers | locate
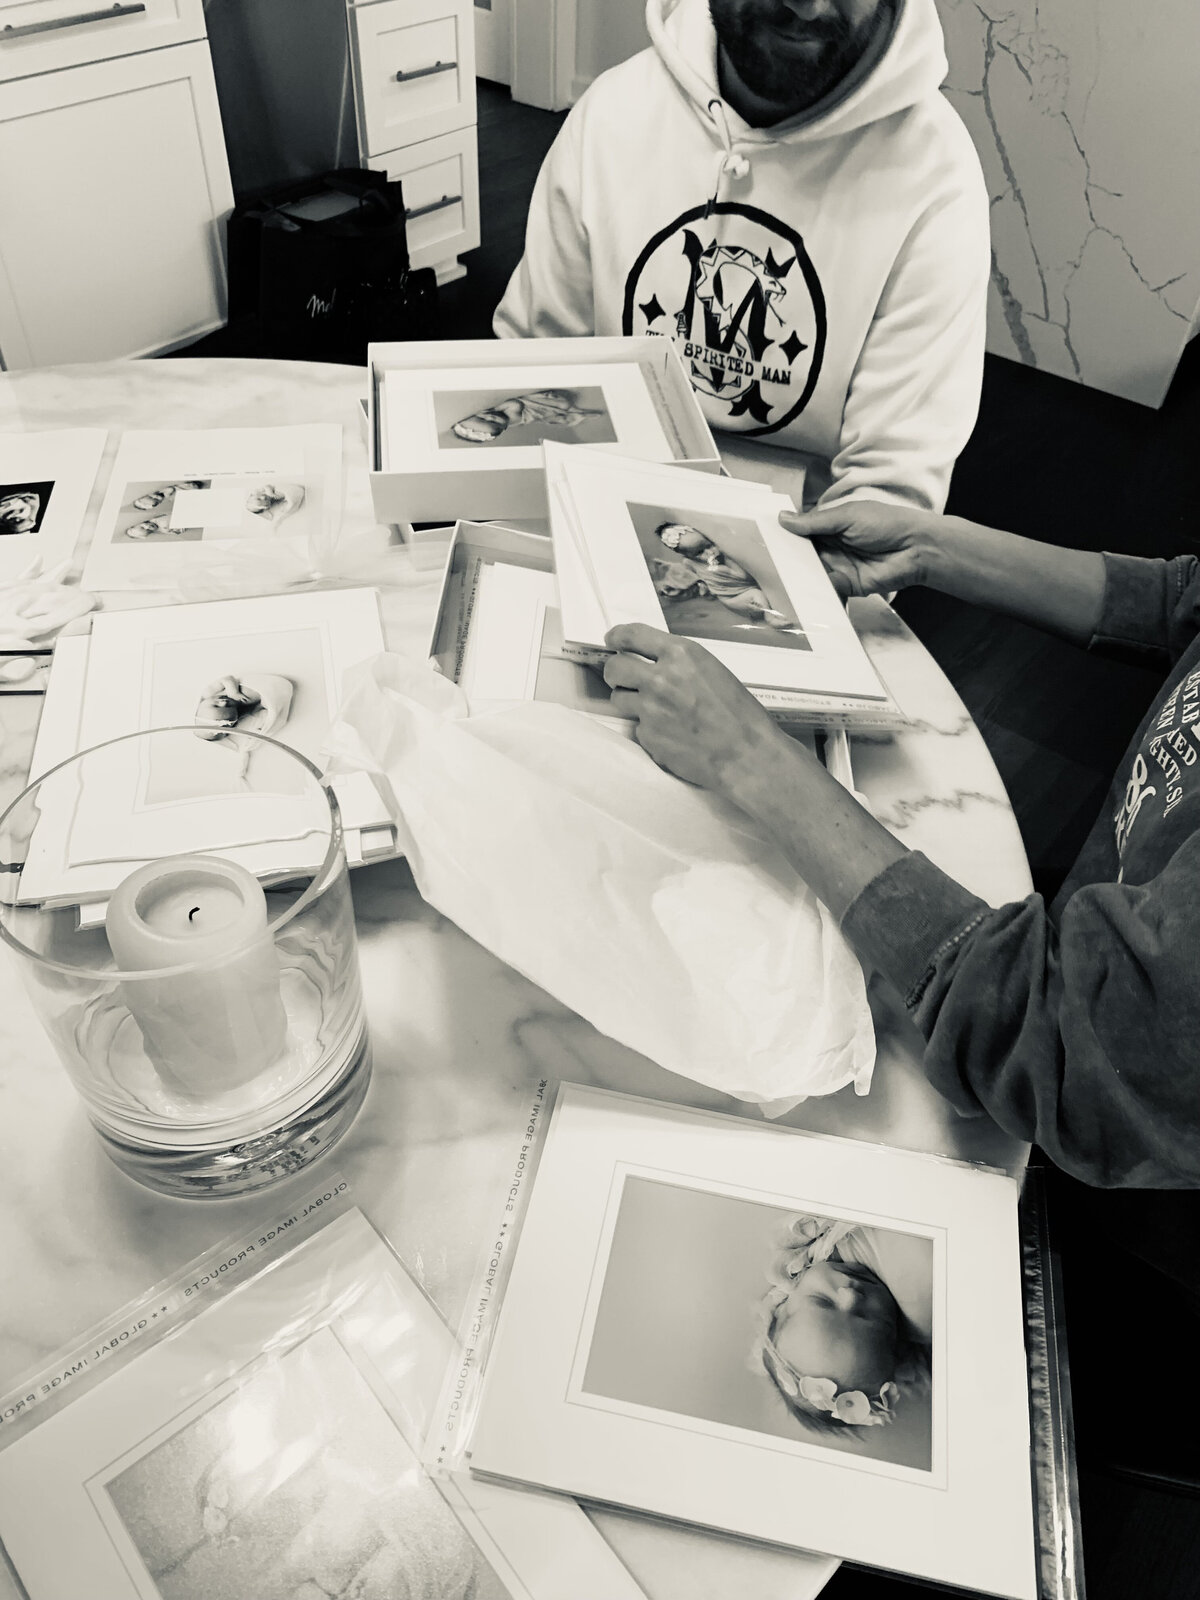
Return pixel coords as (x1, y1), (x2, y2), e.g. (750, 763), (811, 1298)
(605, 622), (672, 659)
(607, 687), (641, 719)
(602, 652), (654, 691)
(780, 506), (854, 540)
(815, 548), (860, 601)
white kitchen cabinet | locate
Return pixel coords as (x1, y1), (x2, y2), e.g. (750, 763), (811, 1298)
(0, 8), (232, 368)
(0, 0), (206, 79)
(347, 0), (479, 285)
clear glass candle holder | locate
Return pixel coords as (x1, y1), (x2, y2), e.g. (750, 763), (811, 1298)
(0, 728), (371, 1197)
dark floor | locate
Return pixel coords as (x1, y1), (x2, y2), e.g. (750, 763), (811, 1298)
(174, 79), (1200, 1600)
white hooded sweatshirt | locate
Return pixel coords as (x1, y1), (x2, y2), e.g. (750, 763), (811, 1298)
(495, 0), (990, 511)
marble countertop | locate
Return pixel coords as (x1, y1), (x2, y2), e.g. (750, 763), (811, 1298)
(0, 360), (1034, 1600)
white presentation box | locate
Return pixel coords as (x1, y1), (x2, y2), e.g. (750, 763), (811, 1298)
(427, 519), (549, 670)
(367, 336), (721, 527)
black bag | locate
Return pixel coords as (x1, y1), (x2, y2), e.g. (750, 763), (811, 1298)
(228, 168), (439, 363)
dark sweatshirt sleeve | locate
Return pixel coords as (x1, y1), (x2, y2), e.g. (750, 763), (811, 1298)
(840, 843), (1200, 1188)
(1090, 552), (1200, 666)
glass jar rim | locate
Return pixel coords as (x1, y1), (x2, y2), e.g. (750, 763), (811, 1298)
(0, 725), (345, 980)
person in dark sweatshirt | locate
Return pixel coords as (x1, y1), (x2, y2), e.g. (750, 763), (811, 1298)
(601, 499), (1200, 1192)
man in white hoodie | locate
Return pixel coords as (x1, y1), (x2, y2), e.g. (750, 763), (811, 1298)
(495, 0), (990, 512)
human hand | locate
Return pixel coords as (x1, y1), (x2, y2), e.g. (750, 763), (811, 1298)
(602, 623), (793, 799)
(782, 500), (946, 600)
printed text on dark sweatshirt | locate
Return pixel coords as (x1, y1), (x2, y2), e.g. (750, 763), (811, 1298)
(842, 553), (1200, 1187)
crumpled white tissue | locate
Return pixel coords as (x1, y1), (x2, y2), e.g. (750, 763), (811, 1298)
(328, 654), (876, 1107)
(0, 559), (97, 651)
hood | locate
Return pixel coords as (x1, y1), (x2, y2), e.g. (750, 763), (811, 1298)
(646, 0), (949, 145)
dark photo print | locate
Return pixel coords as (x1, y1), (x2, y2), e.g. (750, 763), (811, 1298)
(583, 1178), (934, 1471)
(0, 480), (54, 537)
(626, 502), (811, 651)
(435, 386), (618, 450)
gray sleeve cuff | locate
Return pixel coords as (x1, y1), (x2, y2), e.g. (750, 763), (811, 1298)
(1089, 552), (1181, 658)
(840, 850), (994, 1007)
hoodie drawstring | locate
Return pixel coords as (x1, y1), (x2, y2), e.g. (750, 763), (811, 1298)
(705, 96), (750, 217)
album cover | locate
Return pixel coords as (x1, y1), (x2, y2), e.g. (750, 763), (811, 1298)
(466, 1085), (1037, 1600)
(545, 447), (896, 713)
(0, 429), (106, 583)
(80, 426), (342, 591)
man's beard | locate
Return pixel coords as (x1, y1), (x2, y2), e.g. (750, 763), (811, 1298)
(710, 2), (871, 113)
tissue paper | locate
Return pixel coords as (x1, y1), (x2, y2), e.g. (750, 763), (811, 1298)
(329, 655), (875, 1107)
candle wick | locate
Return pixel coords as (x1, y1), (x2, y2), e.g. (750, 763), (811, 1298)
(188, 907), (200, 923)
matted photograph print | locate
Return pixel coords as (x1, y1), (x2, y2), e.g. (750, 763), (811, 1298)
(581, 1177), (933, 1471)
(94, 1326), (510, 1600)
(435, 386), (617, 451)
(0, 1207), (652, 1600)
(381, 362), (673, 474)
(465, 1085), (1038, 1600)
(81, 426), (341, 590)
(626, 501), (810, 651)
(12, 590), (389, 901)
(0, 430), (106, 584)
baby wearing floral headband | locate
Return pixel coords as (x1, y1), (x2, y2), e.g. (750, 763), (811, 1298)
(752, 1216), (931, 1438)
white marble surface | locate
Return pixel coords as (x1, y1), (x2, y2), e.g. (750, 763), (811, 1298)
(937, 0), (1200, 407)
(0, 360), (1033, 1600)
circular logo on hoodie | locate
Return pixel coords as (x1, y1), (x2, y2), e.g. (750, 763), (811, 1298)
(622, 201), (826, 438)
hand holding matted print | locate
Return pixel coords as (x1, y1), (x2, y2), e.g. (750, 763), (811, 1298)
(783, 501), (935, 600)
(602, 623), (794, 795)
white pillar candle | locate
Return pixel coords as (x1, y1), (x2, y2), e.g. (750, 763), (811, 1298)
(105, 855), (287, 1095)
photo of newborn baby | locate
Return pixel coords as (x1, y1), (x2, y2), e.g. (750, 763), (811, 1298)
(626, 501), (811, 651)
(142, 625), (331, 805)
(192, 672), (295, 782)
(101, 1327), (509, 1600)
(0, 480), (55, 538)
(435, 386), (618, 450)
(581, 1177), (935, 1472)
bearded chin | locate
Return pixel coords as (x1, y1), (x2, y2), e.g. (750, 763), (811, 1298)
(713, 9), (862, 111)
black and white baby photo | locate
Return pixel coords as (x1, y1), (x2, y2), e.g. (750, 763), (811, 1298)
(141, 625), (331, 801)
(0, 480), (55, 538)
(100, 1328), (509, 1600)
(581, 1177), (934, 1471)
(626, 502), (811, 650)
(435, 385), (618, 450)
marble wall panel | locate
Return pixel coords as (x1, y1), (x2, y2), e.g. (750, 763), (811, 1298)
(936, 1), (1200, 407)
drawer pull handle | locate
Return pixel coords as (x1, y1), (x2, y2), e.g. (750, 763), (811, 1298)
(1, 3), (147, 41)
(405, 193), (461, 221)
(394, 59), (457, 84)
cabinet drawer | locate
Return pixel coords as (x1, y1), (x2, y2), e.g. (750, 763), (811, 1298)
(351, 0), (475, 157)
(381, 125), (479, 274)
(0, 0), (205, 81)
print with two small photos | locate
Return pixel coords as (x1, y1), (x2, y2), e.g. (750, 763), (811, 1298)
(80, 425), (343, 592)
